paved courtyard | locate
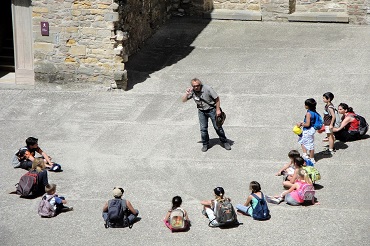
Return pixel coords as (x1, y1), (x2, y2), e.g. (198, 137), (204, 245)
(0, 18), (369, 245)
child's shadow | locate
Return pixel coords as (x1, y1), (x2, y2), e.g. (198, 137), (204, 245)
(315, 141), (348, 161)
(313, 184), (324, 190)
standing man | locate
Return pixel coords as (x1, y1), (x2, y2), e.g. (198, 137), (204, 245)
(182, 78), (231, 152)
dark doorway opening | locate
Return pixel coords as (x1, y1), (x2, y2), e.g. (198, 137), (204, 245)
(0, 1), (15, 73)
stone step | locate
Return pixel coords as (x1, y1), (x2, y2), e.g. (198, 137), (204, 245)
(204, 9), (262, 21)
(288, 12), (349, 23)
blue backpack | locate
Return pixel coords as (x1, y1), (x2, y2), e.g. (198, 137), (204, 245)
(312, 111), (323, 130)
(251, 193), (271, 221)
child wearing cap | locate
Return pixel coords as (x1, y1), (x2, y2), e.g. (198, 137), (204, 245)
(200, 187), (231, 227)
(44, 183), (73, 214)
(102, 187), (139, 228)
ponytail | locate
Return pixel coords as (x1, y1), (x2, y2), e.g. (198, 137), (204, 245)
(298, 168), (312, 185)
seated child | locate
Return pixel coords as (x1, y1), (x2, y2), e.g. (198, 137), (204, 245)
(276, 150), (314, 177)
(13, 137), (55, 170)
(42, 184), (73, 216)
(275, 150), (300, 176)
(282, 157), (306, 189)
(236, 181), (270, 220)
(102, 187), (139, 228)
(201, 187), (237, 227)
(164, 196), (190, 231)
(267, 168), (314, 206)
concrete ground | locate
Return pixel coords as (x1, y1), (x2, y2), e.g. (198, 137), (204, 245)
(0, 18), (369, 245)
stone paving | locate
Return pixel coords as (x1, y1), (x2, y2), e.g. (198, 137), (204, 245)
(0, 18), (369, 245)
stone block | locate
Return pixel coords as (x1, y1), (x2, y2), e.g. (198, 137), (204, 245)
(33, 7), (49, 13)
(34, 42), (54, 52)
(288, 12), (349, 22)
(70, 45), (87, 56)
(113, 70), (127, 81)
(105, 12), (119, 21)
(204, 9), (262, 21)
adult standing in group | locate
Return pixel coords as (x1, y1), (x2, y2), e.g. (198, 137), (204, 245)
(333, 103), (362, 142)
(182, 78), (231, 152)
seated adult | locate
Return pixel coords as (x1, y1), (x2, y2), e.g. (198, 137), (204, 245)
(333, 103), (361, 142)
(30, 158), (49, 197)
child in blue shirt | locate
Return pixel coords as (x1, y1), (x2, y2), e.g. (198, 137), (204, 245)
(297, 98), (318, 164)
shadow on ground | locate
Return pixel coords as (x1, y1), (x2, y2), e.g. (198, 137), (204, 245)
(125, 17), (211, 90)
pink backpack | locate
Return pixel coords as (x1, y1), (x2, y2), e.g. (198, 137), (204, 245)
(38, 195), (56, 217)
(298, 183), (315, 205)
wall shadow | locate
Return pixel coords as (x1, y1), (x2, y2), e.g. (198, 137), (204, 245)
(125, 16), (211, 90)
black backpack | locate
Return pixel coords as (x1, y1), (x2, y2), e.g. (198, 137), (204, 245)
(105, 199), (131, 228)
(354, 114), (369, 136)
(251, 193), (271, 221)
(16, 171), (38, 197)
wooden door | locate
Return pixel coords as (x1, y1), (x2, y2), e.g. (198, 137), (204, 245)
(12, 0), (34, 85)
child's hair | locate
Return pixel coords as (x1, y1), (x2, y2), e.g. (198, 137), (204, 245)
(214, 187), (225, 201)
(323, 92), (334, 101)
(297, 168), (312, 184)
(45, 183), (56, 195)
(288, 150), (300, 159)
(294, 157), (305, 168)
(249, 181), (261, 193)
(26, 137), (38, 147)
(305, 98), (317, 111)
(31, 158), (46, 173)
(171, 196), (182, 210)
(338, 103), (354, 113)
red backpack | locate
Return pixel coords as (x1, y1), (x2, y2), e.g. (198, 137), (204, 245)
(16, 171), (38, 197)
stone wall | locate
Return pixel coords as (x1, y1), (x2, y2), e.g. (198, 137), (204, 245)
(32, 0), (122, 87)
(212, 0), (261, 11)
(32, 0), (173, 89)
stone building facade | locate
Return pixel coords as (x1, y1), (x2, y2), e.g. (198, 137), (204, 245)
(3, 0), (369, 89)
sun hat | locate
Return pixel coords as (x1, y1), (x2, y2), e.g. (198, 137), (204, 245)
(113, 187), (124, 198)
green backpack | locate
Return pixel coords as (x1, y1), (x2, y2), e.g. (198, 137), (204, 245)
(303, 166), (321, 183)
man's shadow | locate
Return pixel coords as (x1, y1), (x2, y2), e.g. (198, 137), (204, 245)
(197, 138), (235, 150)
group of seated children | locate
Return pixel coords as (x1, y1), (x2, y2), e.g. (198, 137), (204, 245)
(12, 137), (72, 218)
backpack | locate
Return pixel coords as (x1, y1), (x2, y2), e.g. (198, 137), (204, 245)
(213, 199), (237, 226)
(251, 193), (271, 221)
(328, 105), (341, 128)
(169, 208), (186, 231)
(105, 199), (131, 228)
(38, 194), (56, 217)
(312, 111), (324, 130)
(12, 147), (28, 168)
(303, 166), (321, 183)
(297, 183), (315, 205)
(303, 157), (314, 167)
(16, 171), (38, 197)
(353, 114), (369, 136)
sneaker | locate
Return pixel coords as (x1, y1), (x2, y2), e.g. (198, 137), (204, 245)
(302, 153), (309, 159)
(265, 196), (282, 204)
(310, 158), (316, 165)
(223, 142), (231, 150)
(201, 145), (208, 152)
(322, 149), (333, 155)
